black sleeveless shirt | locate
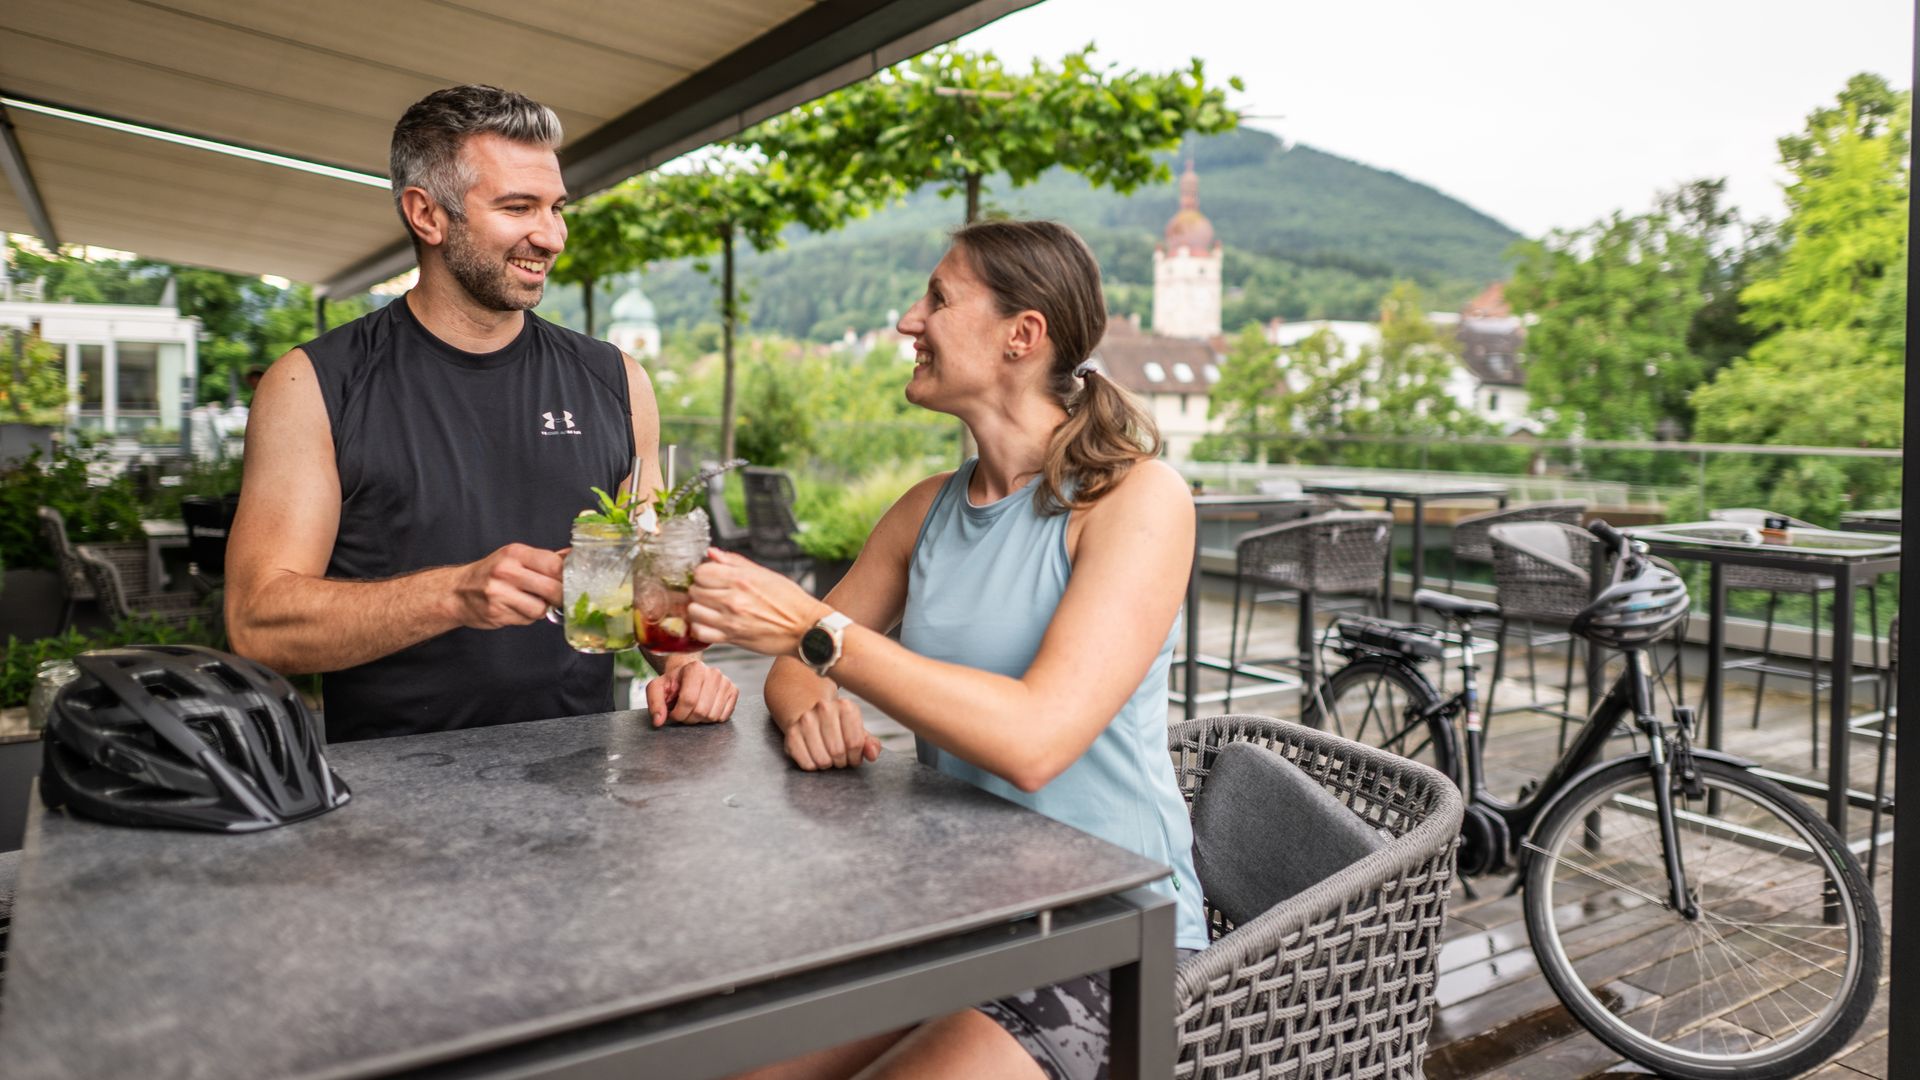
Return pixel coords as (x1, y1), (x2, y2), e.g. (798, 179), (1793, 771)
(303, 297), (634, 742)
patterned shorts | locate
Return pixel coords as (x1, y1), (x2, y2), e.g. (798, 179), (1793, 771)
(975, 951), (1197, 1080)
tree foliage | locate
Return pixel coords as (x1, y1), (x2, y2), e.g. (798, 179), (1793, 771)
(738, 45), (1242, 226)
(1, 330), (71, 424)
(1507, 182), (1738, 443)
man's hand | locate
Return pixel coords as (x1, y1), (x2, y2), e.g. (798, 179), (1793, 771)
(781, 697), (881, 770)
(646, 655), (739, 726)
(449, 544), (564, 629)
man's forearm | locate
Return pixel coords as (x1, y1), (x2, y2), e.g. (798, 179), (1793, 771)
(227, 567), (465, 675)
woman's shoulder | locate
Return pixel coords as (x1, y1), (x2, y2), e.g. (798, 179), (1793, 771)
(1090, 458), (1193, 516)
(868, 469), (959, 551)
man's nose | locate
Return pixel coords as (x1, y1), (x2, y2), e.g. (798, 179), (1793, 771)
(533, 212), (567, 255)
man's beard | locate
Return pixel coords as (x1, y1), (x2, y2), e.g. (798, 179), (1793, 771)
(444, 218), (542, 312)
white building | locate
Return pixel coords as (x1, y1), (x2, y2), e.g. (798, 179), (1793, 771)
(0, 275), (200, 436)
(1151, 160), (1223, 341)
(604, 285), (661, 360)
(1087, 319), (1221, 461)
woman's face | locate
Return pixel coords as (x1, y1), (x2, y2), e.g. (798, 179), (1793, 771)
(897, 246), (1012, 413)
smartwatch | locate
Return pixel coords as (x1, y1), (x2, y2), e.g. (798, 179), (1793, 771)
(798, 611), (855, 677)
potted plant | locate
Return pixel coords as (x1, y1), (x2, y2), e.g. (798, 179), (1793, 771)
(795, 465), (918, 598)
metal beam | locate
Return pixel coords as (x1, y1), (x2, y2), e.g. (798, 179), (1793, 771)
(318, 0), (1039, 298)
(0, 99), (60, 249)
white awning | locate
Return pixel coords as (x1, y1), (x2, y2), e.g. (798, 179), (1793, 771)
(0, 0), (1036, 295)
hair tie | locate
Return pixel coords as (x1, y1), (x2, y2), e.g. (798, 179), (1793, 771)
(1074, 362), (1097, 380)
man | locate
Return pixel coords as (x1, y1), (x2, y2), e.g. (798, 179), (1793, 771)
(226, 85), (737, 741)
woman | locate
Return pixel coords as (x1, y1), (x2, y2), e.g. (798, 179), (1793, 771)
(687, 220), (1205, 1080)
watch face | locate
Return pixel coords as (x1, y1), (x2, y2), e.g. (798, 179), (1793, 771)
(800, 626), (836, 666)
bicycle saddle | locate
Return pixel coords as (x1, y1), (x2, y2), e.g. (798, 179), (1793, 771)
(1413, 589), (1500, 621)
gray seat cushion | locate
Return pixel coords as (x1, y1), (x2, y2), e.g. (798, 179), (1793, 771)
(1191, 741), (1387, 926)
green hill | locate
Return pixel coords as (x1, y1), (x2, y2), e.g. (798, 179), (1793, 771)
(539, 128), (1522, 340)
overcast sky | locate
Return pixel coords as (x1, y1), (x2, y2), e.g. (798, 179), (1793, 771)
(955, 0), (1913, 238)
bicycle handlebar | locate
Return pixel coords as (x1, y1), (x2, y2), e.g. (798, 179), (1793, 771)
(1587, 518), (1627, 553)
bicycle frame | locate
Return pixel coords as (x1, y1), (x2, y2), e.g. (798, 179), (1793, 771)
(1408, 620), (1707, 916)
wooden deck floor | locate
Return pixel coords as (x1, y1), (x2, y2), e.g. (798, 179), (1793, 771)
(702, 576), (1897, 1078)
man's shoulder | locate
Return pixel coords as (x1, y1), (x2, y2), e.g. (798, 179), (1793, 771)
(302, 301), (402, 371)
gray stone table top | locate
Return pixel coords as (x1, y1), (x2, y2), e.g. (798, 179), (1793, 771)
(0, 699), (1170, 1080)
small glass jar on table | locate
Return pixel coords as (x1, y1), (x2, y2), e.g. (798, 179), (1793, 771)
(560, 521), (639, 653)
(634, 508), (709, 654)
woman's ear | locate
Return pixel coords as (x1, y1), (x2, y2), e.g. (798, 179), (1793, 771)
(1005, 309), (1048, 361)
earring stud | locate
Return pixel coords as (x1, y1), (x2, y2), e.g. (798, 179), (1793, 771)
(1004, 349), (1018, 360)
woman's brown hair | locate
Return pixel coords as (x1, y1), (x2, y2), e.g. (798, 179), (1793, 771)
(948, 219), (1162, 514)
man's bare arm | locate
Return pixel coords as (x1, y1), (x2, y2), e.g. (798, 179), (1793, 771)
(225, 349), (564, 675)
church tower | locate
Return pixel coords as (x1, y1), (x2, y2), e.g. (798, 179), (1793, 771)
(1151, 159), (1223, 340)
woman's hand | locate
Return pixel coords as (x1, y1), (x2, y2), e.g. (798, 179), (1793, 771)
(687, 548), (831, 656)
(780, 696), (882, 770)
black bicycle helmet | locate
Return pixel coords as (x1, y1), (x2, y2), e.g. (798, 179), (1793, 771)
(1571, 557), (1691, 649)
(40, 645), (350, 832)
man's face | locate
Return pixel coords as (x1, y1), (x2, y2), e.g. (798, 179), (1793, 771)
(439, 133), (568, 312)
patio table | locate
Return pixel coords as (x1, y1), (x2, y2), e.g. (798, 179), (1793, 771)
(1840, 508), (1902, 535)
(1621, 522), (1901, 839)
(0, 700), (1175, 1080)
(1300, 477), (1509, 615)
(1179, 493), (1314, 719)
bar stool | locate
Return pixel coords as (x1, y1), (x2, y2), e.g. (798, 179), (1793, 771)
(1224, 511), (1392, 710)
(1710, 508), (1885, 770)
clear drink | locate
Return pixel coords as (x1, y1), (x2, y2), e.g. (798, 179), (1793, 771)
(562, 523), (637, 652)
(634, 509), (709, 653)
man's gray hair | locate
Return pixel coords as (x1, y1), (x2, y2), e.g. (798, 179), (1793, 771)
(390, 85), (563, 245)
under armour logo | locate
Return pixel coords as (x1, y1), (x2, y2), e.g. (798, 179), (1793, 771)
(540, 410), (581, 435)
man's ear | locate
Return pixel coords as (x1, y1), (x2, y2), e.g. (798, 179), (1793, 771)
(400, 187), (448, 248)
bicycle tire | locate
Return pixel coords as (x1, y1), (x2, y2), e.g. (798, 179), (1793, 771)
(1521, 756), (1880, 1079)
(1300, 658), (1460, 787)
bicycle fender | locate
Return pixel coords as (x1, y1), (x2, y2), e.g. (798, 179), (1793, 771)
(1515, 747), (1761, 873)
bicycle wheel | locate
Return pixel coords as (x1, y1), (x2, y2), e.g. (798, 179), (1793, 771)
(1300, 658), (1459, 786)
(1522, 756), (1880, 1079)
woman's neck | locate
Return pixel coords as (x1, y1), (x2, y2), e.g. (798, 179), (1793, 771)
(965, 394), (1068, 504)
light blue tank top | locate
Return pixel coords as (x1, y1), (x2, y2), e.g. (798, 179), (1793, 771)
(900, 460), (1209, 950)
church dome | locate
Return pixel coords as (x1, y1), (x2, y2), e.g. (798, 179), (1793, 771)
(610, 286), (657, 326)
(1162, 159), (1217, 254)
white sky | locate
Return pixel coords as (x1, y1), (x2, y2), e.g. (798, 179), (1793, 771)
(957, 0), (1914, 237)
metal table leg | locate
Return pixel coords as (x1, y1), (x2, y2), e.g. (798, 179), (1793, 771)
(1830, 563), (1856, 832)
(1108, 886), (1176, 1080)
(1707, 562), (1726, 753)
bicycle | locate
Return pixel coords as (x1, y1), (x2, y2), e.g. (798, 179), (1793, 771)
(1300, 520), (1881, 1079)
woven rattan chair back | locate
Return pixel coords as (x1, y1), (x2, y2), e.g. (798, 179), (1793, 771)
(38, 506), (97, 602)
(1168, 714), (1462, 1080)
(1490, 520), (1594, 624)
(1453, 500), (1586, 568)
(1234, 511), (1392, 597)
(704, 469), (751, 552)
(742, 468), (805, 555)
(72, 546), (211, 630)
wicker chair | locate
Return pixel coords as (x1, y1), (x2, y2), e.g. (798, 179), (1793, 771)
(742, 467), (812, 581)
(1449, 500), (1586, 588)
(1489, 522), (1688, 745)
(1169, 714), (1462, 1080)
(1709, 508), (1884, 769)
(73, 545), (215, 631)
(38, 506), (152, 632)
(1224, 512), (1393, 707)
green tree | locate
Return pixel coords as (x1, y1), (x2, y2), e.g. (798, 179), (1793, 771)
(1507, 183), (1730, 445)
(1688, 75), (1910, 522)
(2, 329), (72, 424)
(1741, 74), (1910, 336)
(741, 45), (1241, 226)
